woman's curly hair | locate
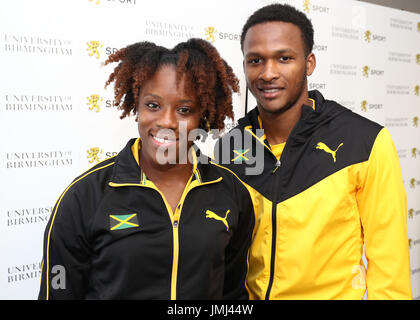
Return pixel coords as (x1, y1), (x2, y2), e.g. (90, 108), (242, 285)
(104, 38), (239, 134)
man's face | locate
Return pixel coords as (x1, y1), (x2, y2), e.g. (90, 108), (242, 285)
(137, 65), (200, 166)
(243, 21), (315, 115)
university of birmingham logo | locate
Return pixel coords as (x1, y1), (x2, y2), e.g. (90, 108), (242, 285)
(409, 238), (412, 249)
(417, 54), (420, 65)
(87, 40), (102, 59)
(362, 66), (369, 77)
(414, 116), (419, 127)
(361, 100), (367, 112)
(410, 178), (416, 188)
(86, 94), (103, 112)
(413, 148), (418, 158)
(204, 27), (217, 43)
(415, 85), (420, 96)
(418, 22), (420, 32)
(316, 142), (344, 163)
(364, 30), (371, 42)
(408, 209), (414, 219)
(87, 147), (103, 164)
(303, 0), (311, 13)
(205, 209), (230, 231)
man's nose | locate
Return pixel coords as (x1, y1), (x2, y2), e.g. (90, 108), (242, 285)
(259, 60), (279, 82)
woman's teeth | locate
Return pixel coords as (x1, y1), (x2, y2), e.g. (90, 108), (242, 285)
(154, 136), (168, 143)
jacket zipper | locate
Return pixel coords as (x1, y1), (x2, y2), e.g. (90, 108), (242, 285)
(246, 105), (314, 299)
(154, 187), (180, 300)
(262, 128), (297, 299)
(244, 126), (282, 299)
(265, 159), (281, 300)
(109, 181), (180, 299)
(108, 177), (222, 299)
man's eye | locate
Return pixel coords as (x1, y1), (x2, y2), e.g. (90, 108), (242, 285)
(279, 56), (291, 62)
(248, 58), (262, 64)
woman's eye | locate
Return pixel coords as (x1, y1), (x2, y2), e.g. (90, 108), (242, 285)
(178, 107), (192, 114)
(146, 102), (159, 110)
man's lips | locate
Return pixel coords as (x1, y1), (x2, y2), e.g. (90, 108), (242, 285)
(257, 86), (285, 99)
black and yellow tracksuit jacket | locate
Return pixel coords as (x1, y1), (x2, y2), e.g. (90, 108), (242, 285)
(213, 90), (412, 300)
(39, 138), (254, 299)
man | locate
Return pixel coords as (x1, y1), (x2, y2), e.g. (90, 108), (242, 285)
(213, 4), (412, 299)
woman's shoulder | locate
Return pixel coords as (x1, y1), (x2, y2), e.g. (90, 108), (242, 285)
(71, 156), (117, 190)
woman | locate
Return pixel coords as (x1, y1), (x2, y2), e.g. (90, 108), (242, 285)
(38, 39), (255, 299)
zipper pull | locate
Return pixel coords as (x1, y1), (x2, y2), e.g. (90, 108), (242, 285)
(173, 220), (179, 228)
(272, 160), (281, 174)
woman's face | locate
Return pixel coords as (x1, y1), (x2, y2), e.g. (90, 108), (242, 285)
(137, 65), (201, 166)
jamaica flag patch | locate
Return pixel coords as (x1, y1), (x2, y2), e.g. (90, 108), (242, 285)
(109, 214), (139, 231)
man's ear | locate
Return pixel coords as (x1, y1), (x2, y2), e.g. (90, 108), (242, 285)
(306, 52), (316, 76)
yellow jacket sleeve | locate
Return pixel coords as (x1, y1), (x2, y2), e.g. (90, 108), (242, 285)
(356, 127), (412, 299)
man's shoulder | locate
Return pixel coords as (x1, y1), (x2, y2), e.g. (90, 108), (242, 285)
(313, 98), (385, 165)
(216, 109), (259, 149)
(222, 115), (251, 136)
(311, 90), (383, 135)
(330, 103), (383, 138)
(316, 95), (383, 138)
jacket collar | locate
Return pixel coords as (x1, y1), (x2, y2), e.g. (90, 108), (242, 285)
(239, 90), (350, 147)
(109, 138), (220, 185)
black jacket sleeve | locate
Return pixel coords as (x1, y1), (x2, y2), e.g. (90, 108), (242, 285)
(222, 175), (255, 300)
(38, 184), (91, 300)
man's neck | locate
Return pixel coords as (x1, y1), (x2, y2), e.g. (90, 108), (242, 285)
(258, 96), (312, 145)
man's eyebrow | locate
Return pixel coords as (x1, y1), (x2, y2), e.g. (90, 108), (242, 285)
(245, 48), (296, 58)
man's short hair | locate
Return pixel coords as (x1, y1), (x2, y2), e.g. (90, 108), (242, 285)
(240, 4), (314, 56)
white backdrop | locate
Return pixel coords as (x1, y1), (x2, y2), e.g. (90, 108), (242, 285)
(0, 0), (418, 299)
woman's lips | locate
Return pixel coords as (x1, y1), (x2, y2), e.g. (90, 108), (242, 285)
(150, 134), (177, 147)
